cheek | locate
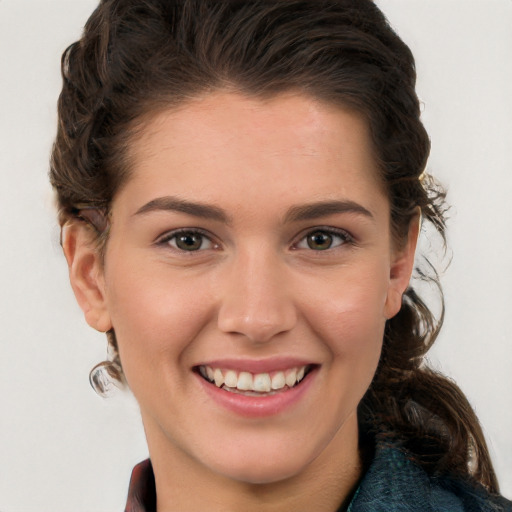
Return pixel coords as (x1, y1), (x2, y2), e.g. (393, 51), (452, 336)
(301, 264), (389, 378)
(103, 253), (212, 380)
(307, 265), (388, 339)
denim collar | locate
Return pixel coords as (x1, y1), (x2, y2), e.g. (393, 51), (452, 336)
(347, 443), (511, 512)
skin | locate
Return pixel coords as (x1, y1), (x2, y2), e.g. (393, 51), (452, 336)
(64, 92), (418, 512)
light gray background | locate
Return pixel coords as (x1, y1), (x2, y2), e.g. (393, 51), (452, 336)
(0, 0), (511, 510)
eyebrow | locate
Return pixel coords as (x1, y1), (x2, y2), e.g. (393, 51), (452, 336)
(284, 200), (374, 223)
(133, 196), (373, 224)
(134, 196), (231, 223)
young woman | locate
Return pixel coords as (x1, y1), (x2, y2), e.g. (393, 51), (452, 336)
(50, 0), (512, 510)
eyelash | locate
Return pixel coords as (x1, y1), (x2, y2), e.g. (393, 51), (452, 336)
(155, 227), (354, 253)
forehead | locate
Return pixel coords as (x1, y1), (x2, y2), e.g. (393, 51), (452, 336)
(117, 91), (387, 218)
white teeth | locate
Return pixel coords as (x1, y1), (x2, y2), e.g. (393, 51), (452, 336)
(224, 370), (238, 388)
(213, 368), (224, 387)
(199, 365), (309, 393)
(285, 368), (298, 388)
(253, 373), (272, 392)
(271, 371), (286, 390)
(237, 372), (253, 391)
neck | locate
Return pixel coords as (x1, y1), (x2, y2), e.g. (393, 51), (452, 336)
(145, 413), (363, 512)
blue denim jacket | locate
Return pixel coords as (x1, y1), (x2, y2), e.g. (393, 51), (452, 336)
(347, 444), (511, 512)
(125, 444), (512, 511)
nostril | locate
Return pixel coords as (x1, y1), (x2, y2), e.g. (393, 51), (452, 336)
(217, 305), (298, 343)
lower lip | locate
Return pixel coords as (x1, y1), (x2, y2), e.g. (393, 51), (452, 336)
(195, 369), (317, 418)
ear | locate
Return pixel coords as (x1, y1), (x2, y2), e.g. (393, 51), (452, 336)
(61, 222), (112, 333)
(384, 213), (421, 319)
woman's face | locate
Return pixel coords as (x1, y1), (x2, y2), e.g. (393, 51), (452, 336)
(71, 92), (415, 485)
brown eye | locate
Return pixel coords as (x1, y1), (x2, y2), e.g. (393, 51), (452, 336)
(159, 230), (215, 252)
(175, 233), (204, 251)
(306, 231), (333, 251)
(294, 228), (351, 252)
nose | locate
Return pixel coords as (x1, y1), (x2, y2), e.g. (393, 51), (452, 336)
(217, 247), (297, 343)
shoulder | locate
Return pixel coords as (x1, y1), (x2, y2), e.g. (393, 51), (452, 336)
(347, 444), (512, 512)
(435, 475), (512, 512)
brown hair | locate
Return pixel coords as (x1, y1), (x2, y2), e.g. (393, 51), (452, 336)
(50, 0), (499, 491)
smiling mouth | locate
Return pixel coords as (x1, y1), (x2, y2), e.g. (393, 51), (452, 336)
(196, 364), (314, 396)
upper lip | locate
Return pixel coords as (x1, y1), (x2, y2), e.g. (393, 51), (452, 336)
(195, 357), (317, 374)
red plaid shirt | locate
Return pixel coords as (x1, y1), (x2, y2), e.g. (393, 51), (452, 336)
(124, 459), (156, 512)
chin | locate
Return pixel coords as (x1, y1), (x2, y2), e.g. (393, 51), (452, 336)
(217, 457), (309, 485)
(202, 434), (324, 485)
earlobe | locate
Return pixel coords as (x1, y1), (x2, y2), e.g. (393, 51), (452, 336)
(384, 214), (421, 319)
(61, 222), (112, 333)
